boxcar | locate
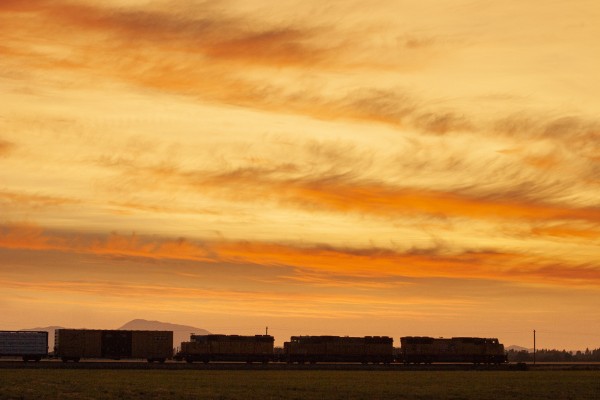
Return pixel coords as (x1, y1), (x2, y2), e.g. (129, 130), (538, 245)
(400, 336), (507, 364)
(55, 329), (173, 362)
(284, 336), (394, 364)
(0, 331), (48, 362)
(179, 334), (274, 363)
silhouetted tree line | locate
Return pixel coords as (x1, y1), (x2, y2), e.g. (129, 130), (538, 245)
(507, 348), (600, 362)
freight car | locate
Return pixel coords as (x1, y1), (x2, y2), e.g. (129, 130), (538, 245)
(0, 331), (48, 362)
(400, 336), (507, 364)
(284, 336), (394, 364)
(177, 334), (274, 363)
(55, 329), (173, 363)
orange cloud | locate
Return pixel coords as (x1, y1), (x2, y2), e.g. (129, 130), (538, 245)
(1, 223), (598, 286)
(0, 0), (474, 137)
(120, 163), (600, 224)
(0, 0), (328, 67)
(0, 276), (475, 320)
(531, 224), (600, 240)
(0, 190), (80, 209)
(5, 0), (600, 149)
(494, 115), (600, 155)
(0, 139), (14, 156)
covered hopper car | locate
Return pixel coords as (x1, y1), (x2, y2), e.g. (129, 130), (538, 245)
(400, 336), (507, 364)
(284, 335), (394, 364)
(55, 329), (173, 362)
(0, 331), (48, 362)
(178, 334), (274, 363)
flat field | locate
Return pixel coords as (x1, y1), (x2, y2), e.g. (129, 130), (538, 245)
(1, 369), (599, 400)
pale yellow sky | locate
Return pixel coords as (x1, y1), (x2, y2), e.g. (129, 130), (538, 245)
(1, 0), (599, 349)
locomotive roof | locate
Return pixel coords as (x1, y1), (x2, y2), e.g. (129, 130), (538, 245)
(190, 334), (274, 343)
(288, 335), (393, 344)
(400, 336), (500, 344)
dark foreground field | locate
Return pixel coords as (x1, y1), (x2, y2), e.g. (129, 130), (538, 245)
(1, 370), (599, 400)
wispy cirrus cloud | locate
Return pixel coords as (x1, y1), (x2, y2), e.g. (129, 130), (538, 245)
(0, 0), (331, 68)
(0, 190), (80, 209)
(4, 0), (600, 152)
(0, 277), (474, 319)
(530, 224), (600, 240)
(0, 139), (14, 156)
(1, 223), (598, 286)
(105, 159), (600, 224)
(0, 0), (477, 138)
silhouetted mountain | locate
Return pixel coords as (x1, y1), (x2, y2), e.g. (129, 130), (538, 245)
(118, 319), (210, 349)
(21, 326), (65, 351)
(506, 345), (533, 352)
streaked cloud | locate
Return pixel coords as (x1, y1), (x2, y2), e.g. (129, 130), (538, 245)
(0, 190), (80, 210)
(0, 139), (14, 156)
(1, 223), (598, 287)
(103, 159), (600, 224)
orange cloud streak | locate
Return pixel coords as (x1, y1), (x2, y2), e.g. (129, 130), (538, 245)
(531, 224), (600, 240)
(0, 139), (14, 156)
(1, 224), (598, 286)
(0, 0), (476, 137)
(4, 0), (600, 149)
(0, 277), (473, 319)
(133, 165), (600, 224)
(0, 190), (80, 209)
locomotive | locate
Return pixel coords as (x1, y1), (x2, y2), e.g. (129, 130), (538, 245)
(400, 336), (507, 364)
(283, 335), (394, 364)
(177, 334), (274, 363)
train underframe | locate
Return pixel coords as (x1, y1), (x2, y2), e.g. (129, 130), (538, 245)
(181, 354), (273, 364)
(286, 355), (393, 364)
(401, 354), (508, 364)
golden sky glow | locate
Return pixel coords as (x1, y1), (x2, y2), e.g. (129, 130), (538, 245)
(1, 0), (599, 349)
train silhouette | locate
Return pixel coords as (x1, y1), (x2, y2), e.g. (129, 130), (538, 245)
(2, 329), (508, 364)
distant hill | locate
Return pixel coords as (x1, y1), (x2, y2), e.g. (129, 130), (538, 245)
(118, 319), (210, 349)
(506, 345), (533, 352)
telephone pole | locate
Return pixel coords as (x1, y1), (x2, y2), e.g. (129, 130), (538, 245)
(533, 329), (536, 365)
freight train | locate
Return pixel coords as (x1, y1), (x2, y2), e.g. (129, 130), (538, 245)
(1, 329), (508, 364)
(176, 334), (274, 363)
(55, 329), (173, 363)
(0, 331), (48, 362)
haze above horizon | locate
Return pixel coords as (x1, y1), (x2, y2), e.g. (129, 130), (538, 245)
(1, 0), (599, 350)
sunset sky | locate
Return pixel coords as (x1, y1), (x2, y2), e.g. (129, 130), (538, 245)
(1, 0), (599, 349)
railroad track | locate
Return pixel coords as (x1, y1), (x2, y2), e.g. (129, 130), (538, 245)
(1, 360), (598, 371)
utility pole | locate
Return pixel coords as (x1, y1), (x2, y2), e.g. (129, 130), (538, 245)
(533, 329), (536, 365)
(266, 326), (268, 335)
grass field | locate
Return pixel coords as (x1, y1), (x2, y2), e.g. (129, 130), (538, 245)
(1, 369), (599, 399)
